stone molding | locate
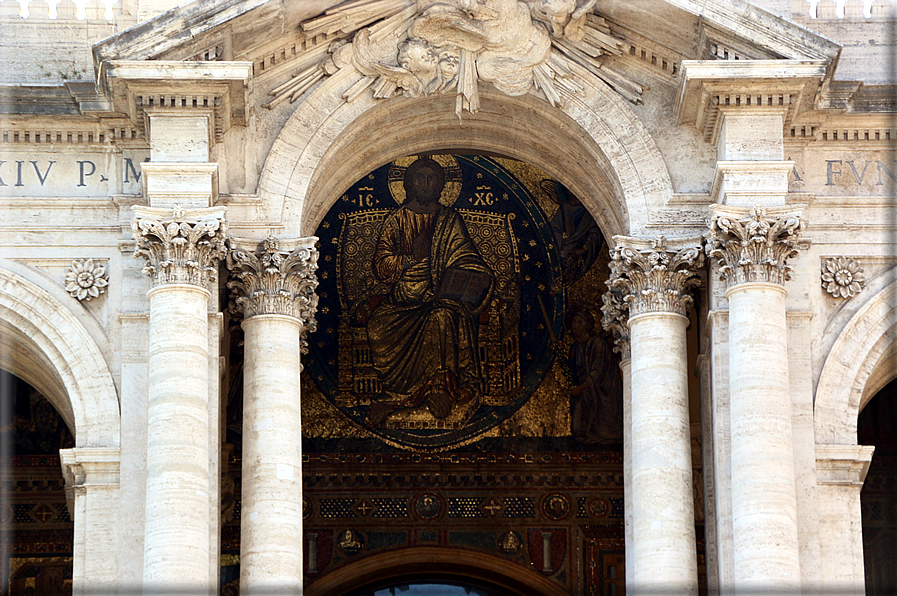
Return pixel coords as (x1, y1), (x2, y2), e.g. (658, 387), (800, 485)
(606, 235), (704, 318)
(815, 445), (875, 487)
(706, 204), (805, 288)
(600, 287), (630, 360)
(60, 447), (122, 516)
(132, 204), (228, 290)
(227, 235), (319, 351)
(60, 447), (121, 488)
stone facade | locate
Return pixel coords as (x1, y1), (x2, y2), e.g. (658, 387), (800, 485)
(0, 0), (894, 594)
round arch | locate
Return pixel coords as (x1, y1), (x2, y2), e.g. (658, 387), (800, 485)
(304, 547), (570, 596)
(815, 270), (897, 445)
(257, 64), (673, 239)
(0, 262), (120, 448)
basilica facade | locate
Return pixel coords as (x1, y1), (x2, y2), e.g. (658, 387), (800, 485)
(0, 0), (895, 594)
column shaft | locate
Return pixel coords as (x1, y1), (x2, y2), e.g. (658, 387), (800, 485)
(240, 315), (304, 595)
(727, 282), (800, 593)
(144, 284), (211, 589)
(621, 358), (634, 584)
(629, 311), (697, 594)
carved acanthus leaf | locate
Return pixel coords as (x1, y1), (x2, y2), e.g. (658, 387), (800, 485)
(600, 287), (630, 361)
(132, 205), (227, 289)
(607, 235), (704, 318)
(226, 235), (320, 353)
(265, 0), (639, 114)
(706, 205), (805, 288)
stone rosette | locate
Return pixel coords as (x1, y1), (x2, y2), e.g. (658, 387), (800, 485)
(65, 258), (108, 301)
(821, 256), (865, 299)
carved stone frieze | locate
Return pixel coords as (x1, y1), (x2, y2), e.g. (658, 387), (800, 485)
(132, 205), (228, 290)
(226, 235), (320, 352)
(65, 258), (108, 302)
(600, 288), (630, 361)
(706, 204), (805, 288)
(267, 0), (640, 113)
(821, 256), (865, 299)
(606, 235), (704, 318)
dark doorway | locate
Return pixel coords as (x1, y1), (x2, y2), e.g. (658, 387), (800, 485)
(858, 377), (897, 595)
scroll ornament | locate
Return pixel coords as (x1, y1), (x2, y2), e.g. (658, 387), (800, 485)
(706, 205), (805, 288)
(132, 205), (228, 289)
(267, 0), (642, 115)
(226, 235), (320, 353)
(607, 236), (704, 318)
(65, 258), (108, 301)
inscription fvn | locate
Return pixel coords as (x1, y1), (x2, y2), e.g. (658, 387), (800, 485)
(826, 160), (896, 186)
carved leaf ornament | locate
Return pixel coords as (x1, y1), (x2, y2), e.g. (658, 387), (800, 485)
(706, 206), (805, 287)
(132, 206), (228, 289)
(607, 236), (704, 318)
(600, 287), (630, 359)
(266, 0), (642, 115)
(227, 236), (320, 353)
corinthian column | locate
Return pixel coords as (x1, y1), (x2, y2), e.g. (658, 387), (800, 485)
(607, 236), (703, 595)
(227, 235), (319, 596)
(132, 205), (227, 591)
(706, 204), (805, 594)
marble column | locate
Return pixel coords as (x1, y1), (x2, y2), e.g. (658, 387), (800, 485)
(132, 205), (227, 592)
(707, 204), (805, 594)
(606, 236), (703, 595)
(227, 235), (319, 595)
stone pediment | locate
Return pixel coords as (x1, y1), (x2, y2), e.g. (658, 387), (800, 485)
(92, 0), (841, 125)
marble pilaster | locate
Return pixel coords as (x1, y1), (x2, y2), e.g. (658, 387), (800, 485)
(227, 235), (319, 595)
(60, 448), (121, 596)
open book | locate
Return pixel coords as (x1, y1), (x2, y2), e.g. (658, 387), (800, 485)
(437, 267), (491, 305)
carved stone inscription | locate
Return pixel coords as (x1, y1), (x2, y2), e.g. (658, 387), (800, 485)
(0, 152), (149, 196)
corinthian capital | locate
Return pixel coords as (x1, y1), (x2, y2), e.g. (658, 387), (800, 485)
(226, 235), (320, 350)
(607, 235), (704, 317)
(132, 205), (228, 289)
(706, 204), (805, 288)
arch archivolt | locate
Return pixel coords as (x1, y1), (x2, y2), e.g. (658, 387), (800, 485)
(0, 261), (120, 448)
(815, 269), (897, 445)
(255, 63), (673, 240)
(303, 546), (569, 596)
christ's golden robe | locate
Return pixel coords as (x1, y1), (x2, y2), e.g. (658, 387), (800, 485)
(367, 205), (494, 407)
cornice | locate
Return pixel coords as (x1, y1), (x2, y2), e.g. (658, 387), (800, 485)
(676, 59), (828, 145)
